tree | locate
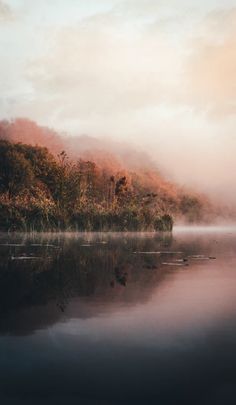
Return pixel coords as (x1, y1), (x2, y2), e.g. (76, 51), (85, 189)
(0, 142), (34, 197)
(179, 195), (203, 222)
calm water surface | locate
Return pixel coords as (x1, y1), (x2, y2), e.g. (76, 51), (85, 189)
(0, 227), (236, 404)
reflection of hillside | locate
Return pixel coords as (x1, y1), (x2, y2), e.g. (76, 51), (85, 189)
(0, 233), (175, 335)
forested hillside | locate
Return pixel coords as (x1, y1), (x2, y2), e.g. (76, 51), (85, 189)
(0, 119), (215, 231)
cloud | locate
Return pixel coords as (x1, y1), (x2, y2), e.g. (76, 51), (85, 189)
(183, 8), (236, 117)
(0, 1), (13, 21)
(26, 5), (183, 125)
(25, 4), (236, 128)
(0, 1), (236, 204)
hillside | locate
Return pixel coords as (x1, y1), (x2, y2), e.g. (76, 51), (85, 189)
(0, 119), (215, 231)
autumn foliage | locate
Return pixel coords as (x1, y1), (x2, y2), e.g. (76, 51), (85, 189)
(0, 119), (214, 231)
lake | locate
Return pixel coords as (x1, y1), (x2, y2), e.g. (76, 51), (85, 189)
(0, 227), (236, 404)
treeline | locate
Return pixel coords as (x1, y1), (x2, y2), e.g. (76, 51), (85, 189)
(0, 140), (177, 231)
(0, 137), (214, 232)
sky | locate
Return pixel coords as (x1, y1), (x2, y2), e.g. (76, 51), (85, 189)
(0, 0), (236, 203)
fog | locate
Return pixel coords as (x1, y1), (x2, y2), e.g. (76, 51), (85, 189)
(147, 131), (236, 206)
(0, 0), (235, 206)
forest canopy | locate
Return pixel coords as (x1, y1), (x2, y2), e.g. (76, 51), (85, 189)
(0, 136), (213, 232)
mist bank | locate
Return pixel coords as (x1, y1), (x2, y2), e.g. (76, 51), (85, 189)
(0, 118), (157, 172)
(0, 118), (233, 230)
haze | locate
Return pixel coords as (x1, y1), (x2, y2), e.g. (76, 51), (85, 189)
(0, 0), (236, 204)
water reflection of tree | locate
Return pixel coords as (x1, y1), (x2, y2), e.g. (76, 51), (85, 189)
(0, 233), (175, 334)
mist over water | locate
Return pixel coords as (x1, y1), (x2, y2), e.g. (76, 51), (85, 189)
(1, 228), (236, 404)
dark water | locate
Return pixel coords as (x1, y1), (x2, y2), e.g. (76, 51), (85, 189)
(0, 227), (236, 404)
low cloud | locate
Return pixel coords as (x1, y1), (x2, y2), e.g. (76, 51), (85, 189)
(0, 1), (13, 21)
(26, 6), (236, 124)
(1, 1), (236, 204)
(183, 8), (236, 117)
(26, 7), (182, 123)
